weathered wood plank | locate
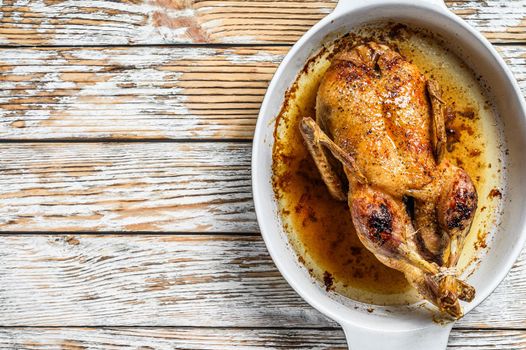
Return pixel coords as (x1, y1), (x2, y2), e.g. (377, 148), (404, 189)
(0, 234), (523, 328)
(0, 46), (524, 140)
(0, 327), (524, 350)
(0, 1), (525, 46)
(0, 142), (256, 232)
(0, 46), (285, 140)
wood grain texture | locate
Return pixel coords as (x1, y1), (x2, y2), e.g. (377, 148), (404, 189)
(0, 46), (284, 140)
(0, 234), (523, 328)
(0, 1), (525, 345)
(0, 327), (524, 349)
(0, 143), (256, 232)
(0, 46), (524, 140)
(1, 1), (525, 46)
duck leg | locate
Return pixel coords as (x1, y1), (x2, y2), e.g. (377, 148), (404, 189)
(436, 165), (478, 268)
(410, 162), (477, 302)
(349, 183), (471, 318)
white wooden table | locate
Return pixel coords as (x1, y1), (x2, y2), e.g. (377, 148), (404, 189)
(0, 1), (525, 348)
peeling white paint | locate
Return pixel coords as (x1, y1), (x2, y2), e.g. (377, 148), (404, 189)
(449, 0), (526, 33)
(0, 234), (522, 330)
(0, 0), (524, 46)
(0, 46), (278, 139)
(0, 142), (255, 232)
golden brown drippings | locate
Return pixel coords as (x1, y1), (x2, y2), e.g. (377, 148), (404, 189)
(275, 123), (410, 295)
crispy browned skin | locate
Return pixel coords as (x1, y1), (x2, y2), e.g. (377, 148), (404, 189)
(317, 42), (436, 196)
(300, 42), (478, 318)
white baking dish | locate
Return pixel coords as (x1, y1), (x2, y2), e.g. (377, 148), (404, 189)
(252, 0), (526, 349)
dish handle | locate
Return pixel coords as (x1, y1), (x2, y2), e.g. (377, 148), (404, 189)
(335, 0), (446, 13)
(340, 321), (453, 350)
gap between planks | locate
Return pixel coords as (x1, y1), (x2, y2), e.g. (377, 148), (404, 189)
(0, 325), (523, 331)
(0, 43), (294, 50)
(0, 139), (253, 143)
(0, 231), (258, 236)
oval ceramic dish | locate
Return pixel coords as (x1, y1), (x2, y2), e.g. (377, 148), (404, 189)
(252, 0), (526, 349)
